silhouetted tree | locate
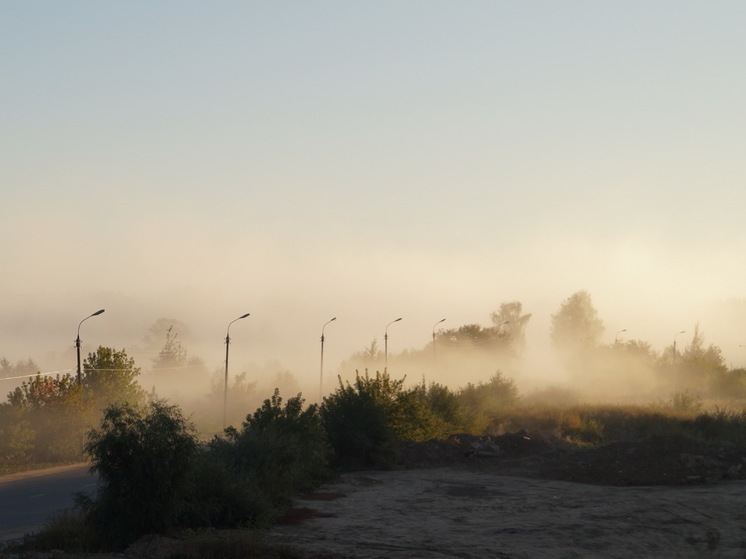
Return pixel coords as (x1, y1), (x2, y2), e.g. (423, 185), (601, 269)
(83, 347), (145, 409)
(491, 301), (532, 355)
(152, 325), (188, 369)
(550, 291), (604, 358)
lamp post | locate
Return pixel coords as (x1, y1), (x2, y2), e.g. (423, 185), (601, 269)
(76, 309), (105, 385)
(320, 317), (336, 401)
(615, 329), (627, 345)
(432, 318), (445, 361)
(224, 313), (250, 428)
(673, 330), (686, 364)
(384, 318), (402, 370)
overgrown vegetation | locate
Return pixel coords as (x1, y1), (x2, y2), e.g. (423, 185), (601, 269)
(1, 347), (144, 471)
(6, 360), (746, 555)
(5, 294), (746, 554)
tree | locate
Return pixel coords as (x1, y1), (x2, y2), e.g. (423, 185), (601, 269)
(142, 318), (192, 359)
(0, 357), (39, 379)
(321, 370), (448, 468)
(83, 347), (145, 410)
(0, 403), (34, 469)
(437, 323), (510, 351)
(491, 301), (532, 354)
(674, 324), (728, 393)
(456, 372), (519, 433)
(7, 374), (89, 463)
(83, 401), (199, 548)
(220, 389), (331, 499)
(152, 325), (188, 369)
(550, 291), (605, 357)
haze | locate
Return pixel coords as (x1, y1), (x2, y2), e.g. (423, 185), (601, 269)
(3, 2), (746, 398)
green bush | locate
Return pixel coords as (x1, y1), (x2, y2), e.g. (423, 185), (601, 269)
(82, 401), (199, 548)
(0, 403), (34, 471)
(690, 408), (746, 444)
(456, 372), (519, 433)
(321, 370), (453, 469)
(4, 348), (146, 467)
(321, 371), (406, 469)
(212, 390), (332, 508)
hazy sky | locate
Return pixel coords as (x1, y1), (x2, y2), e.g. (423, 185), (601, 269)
(3, 1), (746, 382)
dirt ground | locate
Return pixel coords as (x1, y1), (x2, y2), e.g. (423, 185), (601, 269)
(266, 432), (746, 558)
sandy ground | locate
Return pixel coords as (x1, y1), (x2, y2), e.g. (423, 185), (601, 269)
(268, 467), (746, 559)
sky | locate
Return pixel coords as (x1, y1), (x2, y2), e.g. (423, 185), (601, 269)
(2, 1), (746, 389)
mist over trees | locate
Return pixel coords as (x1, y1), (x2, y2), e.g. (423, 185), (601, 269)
(0, 357), (39, 379)
(550, 290), (605, 359)
(491, 301), (532, 355)
(2, 347), (144, 465)
(2, 291), (746, 474)
(4, 293), (746, 552)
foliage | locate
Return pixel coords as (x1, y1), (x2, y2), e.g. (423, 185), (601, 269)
(321, 370), (456, 469)
(413, 381), (466, 436)
(437, 323), (509, 350)
(550, 290), (604, 358)
(206, 370), (260, 431)
(456, 372), (519, 433)
(0, 357), (39, 378)
(9, 509), (96, 553)
(82, 401), (199, 548)
(677, 325), (728, 389)
(1, 347), (145, 466)
(664, 391), (704, 414)
(690, 408), (746, 445)
(0, 403), (34, 470)
(6, 374), (89, 462)
(490, 301), (532, 355)
(82, 346), (145, 409)
(320, 371), (395, 469)
(79, 388), (333, 550)
(152, 325), (188, 369)
(213, 390), (332, 508)
(8, 372), (79, 409)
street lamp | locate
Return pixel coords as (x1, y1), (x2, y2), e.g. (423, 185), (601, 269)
(320, 317), (336, 401)
(224, 313), (250, 428)
(615, 329), (627, 345)
(384, 317), (402, 370)
(673, 330), (686, 363)
(76, 309), (105, 385)
(432, 318), (445, 360)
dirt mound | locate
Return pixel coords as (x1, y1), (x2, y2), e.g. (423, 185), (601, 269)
(397, 431), (746, 486)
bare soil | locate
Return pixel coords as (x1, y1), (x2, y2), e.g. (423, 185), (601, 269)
(266, 433), (746, 558)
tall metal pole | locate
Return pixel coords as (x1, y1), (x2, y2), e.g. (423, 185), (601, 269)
(384, 317), (402, 370)
(615, 329), (627, 345)
(224, 313), (250, 429)
(432, 318), (445, 361)
(76, 309), (105, 385)
(320, 317), (336, 401)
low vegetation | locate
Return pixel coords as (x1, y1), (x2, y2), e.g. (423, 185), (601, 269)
(4, 307), (746, 557)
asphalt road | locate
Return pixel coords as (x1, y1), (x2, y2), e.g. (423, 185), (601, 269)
(0, 463), (96, 542)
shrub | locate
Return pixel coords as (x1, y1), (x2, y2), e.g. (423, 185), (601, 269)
(690, 408), (746, 444)
(0, 403), (34, 471)
(320, 371), (394, 469)
(321, 370), (453, 469)
(411, 381), (465, 438)
(82, 401), (199, 548)
(456, 372), (519, 433)
(212, 389), (332, 509)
